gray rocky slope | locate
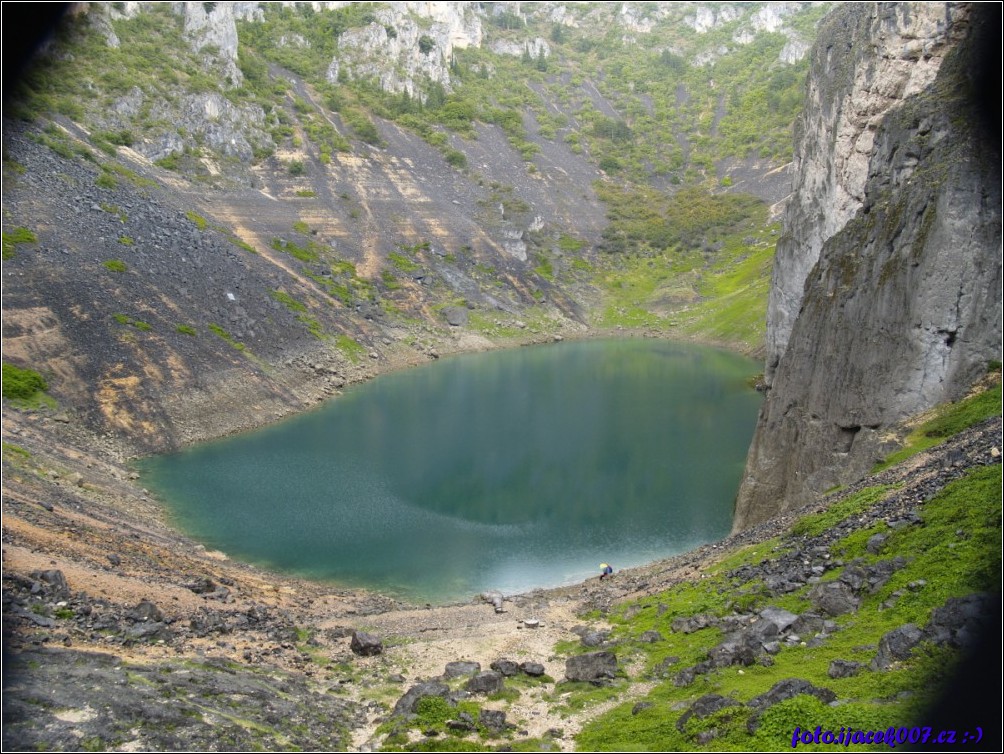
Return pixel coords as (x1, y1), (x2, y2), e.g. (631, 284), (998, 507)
(734, 2), (1002, 530)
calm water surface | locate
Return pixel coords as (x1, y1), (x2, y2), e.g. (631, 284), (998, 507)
(139, 339), (762, 603)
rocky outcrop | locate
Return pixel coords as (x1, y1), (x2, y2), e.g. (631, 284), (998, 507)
(326, 3), (483, 97)
(765, 2), (972, 380)
(734, 2), (1002, 531)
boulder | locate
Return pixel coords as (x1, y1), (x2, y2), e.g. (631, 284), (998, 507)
(393, 681), (450, 716)
(30, 570), (69, 597)
(758, 606), (799, 633)
(489, 659), (520, 677)
(350, 631), (384, 657)
(747, 678), (837, 734)
(808, 581), (860, 616)
(443, 661), (480, 679)
(871, 624), (924, 670)
(565, 651), (618, 683)
(127, 600), (164, 623)
(464, 671), (504, 695)
(478, 708), (508, 733)
(519, 661), (546, 677)
(748, 678), (836, 711)
(675, 693), (741, 732)
(924, 593), (992, 648)
(580, 630), (610, 647)
(828, 659), (863, 678)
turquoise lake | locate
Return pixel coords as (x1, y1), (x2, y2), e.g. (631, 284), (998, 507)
(138, 339), (762, 603)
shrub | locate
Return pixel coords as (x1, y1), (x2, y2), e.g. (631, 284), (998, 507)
(2, 363), (48, 400)
(103, 259), (128, 272)
(288, 159), (305, 176)
(444, 148), (467, 168)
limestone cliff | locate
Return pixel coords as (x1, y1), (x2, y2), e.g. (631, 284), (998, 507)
(734, 2), (1002, 531)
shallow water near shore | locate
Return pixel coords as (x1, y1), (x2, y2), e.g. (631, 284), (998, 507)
(139, 339), (762, 603)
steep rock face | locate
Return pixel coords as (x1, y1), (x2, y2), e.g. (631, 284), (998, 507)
(734, 2), (1002, 531)
(765, 2), (970, 381)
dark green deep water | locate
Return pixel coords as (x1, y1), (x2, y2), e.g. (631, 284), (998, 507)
(138, 339), (762, 603)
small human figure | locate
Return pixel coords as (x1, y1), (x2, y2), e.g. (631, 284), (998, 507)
(599, 563), (613, 580)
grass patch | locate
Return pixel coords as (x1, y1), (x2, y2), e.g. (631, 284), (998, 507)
(271, 237), (323, 263)
(270, 289), (307, 313)
(103, 259), (128, 272)
(389, 251), (421, 273)
(335, 334), (366, 362)
(789, 486), (893, 538)
(2, 226), (38, 260)
(175, 324), (197, 336)
(113, 313), (151, 331)
(208, 323), (247, 352)
(230, 237), (257, 254)
(186, 211), (208, 230)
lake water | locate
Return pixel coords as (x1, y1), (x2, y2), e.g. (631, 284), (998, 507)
(138, 339), (762, 603)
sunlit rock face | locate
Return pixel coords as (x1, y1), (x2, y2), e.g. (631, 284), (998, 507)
(734, 2), (1002, 532)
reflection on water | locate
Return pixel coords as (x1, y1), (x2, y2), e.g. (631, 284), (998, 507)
(138, 339), (762, 603)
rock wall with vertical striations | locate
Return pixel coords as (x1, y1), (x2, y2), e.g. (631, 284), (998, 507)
(734, 2), (1002, 531)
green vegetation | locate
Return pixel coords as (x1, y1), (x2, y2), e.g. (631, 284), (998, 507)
(103, 259), (128, 272)
(2, 441), (32, 462)
(2, 363), (48, 401)
(335, 334), (366, 362)
(186, 211), (208, 230)
(113, 313), (152, 331)
(208, 323), (247, 352)
(388, 252), (420, 273)
(789, 485), (893, 538)
(175, 324), (197, 336)
(270, 289), (307, 313)
(591, 186), (777, 350)
(2, 226), (38, 260)
(271, 236), (323, 263)
(95, 170), (118, 189)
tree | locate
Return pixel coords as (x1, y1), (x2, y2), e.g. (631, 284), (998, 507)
(418, 35), (435, 55)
